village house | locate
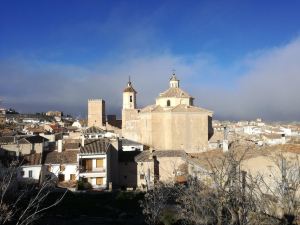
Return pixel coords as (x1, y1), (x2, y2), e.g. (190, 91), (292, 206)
(135, 150), (188, 190)
(262, 133), (286, 145)
(0, 135), (49, 155)
(78, 138), (119, 189)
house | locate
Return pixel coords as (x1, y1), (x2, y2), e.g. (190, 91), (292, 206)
(20, 153), (43, 181)
(22, 118), (40, 124)
(84, 126), (106, 139)
(262, 133), (286, 146)
(43, 150), (79, 186)
(135, 150), (188, 190)
(0, 135), (49, 155)
(78, 139), (119, 189)
(118, 150), (140, 189)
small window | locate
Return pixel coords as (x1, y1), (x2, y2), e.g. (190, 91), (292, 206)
(167, 100), (171, 107)
(28, 170), (33, 178)
(130, 95), (133, 102)
(140, 174), (145, 179)
(96, 177), (103, 185)
(96, 159), (104, 168)
(70, 174), (76, 181)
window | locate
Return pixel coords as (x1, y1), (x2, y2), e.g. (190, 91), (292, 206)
(96, 159), (104, 168)
(130, 95), (132, 102)
(70, 174), (76, 181)
(28, 170), (33, 178)
(167, 100), (171, 107)
(140, 174), (145, 179)
(96, 177), (103, 185)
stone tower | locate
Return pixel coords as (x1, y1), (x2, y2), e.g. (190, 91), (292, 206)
(122, 78), (137, 109)
(88, 99), (106, 128)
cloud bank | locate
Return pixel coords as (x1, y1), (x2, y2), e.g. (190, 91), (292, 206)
(1, 37), (300, 121)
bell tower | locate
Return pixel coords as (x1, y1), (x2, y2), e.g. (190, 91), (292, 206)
(123, 77), (137, 109)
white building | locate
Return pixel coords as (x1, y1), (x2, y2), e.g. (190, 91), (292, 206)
(79, 139), (119, 189)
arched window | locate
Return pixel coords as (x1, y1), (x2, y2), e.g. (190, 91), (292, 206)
(167, 100), (171, 107)
(130, 95), (132, 102)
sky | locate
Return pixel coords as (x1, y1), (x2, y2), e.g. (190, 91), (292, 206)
(1, 0), (300, 121)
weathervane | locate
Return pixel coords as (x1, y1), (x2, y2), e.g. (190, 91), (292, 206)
(172, 69), (176, 75)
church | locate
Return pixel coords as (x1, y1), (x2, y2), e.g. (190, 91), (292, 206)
(122, 73), (213, 153)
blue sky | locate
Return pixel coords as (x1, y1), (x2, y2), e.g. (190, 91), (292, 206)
(1, 0), (300, 120)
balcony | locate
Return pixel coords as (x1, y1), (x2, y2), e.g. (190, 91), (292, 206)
(79, 167), (106, 173)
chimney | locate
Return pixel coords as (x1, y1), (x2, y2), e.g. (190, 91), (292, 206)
(222, 140), (229, 152)
(57, 140), (62, 152)
(81, 136), (85, 147)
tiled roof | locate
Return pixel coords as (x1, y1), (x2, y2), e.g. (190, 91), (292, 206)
(44, 150), (79, 164)
(140, 104), (212, 114)
(0, 136), (16, 144)
(80, 139), (110, 154)
(123, 86), (137, 93)
(64, 142), (81, 150)
(121, 138), (143, 146)
(170, 104), (212, 113)
(23, 153), (42, 165)
(135, 150), (187, 162)
(19, 136), (49, 144)
(158, 87), (192, 98)
(84, 126), (105, 134)
(262, 133), (283, 139)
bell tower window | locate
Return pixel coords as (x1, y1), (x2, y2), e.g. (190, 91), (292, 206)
(167, 100), (171, 107)
(130, 96), (132, 102)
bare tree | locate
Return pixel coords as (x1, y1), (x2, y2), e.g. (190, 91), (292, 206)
(0, 161), (67, 225)
(140, 182), (175, 225)
(254, 154), (300, 225)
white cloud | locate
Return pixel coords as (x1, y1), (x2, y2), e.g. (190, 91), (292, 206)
(1, 37), (300, 121)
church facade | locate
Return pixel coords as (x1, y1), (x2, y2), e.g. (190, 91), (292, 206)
(122, 73), (213, 153)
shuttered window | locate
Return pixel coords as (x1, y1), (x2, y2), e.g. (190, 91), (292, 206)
(96, 159), (104, 168)
(96, 177), (103, 185)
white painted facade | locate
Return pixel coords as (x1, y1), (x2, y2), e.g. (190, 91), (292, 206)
(48, 164), (78, 182)
(78, 154), (108, 189)
(21, 165), (42, 181)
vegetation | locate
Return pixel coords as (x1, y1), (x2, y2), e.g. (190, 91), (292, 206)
(140, 143), (300, 225)
(0, 161), (67, 225)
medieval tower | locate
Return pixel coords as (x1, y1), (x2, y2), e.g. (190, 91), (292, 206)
(88, 99), (106, 128)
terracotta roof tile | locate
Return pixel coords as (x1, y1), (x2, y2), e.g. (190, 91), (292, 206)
(158, 87), (192, 98)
